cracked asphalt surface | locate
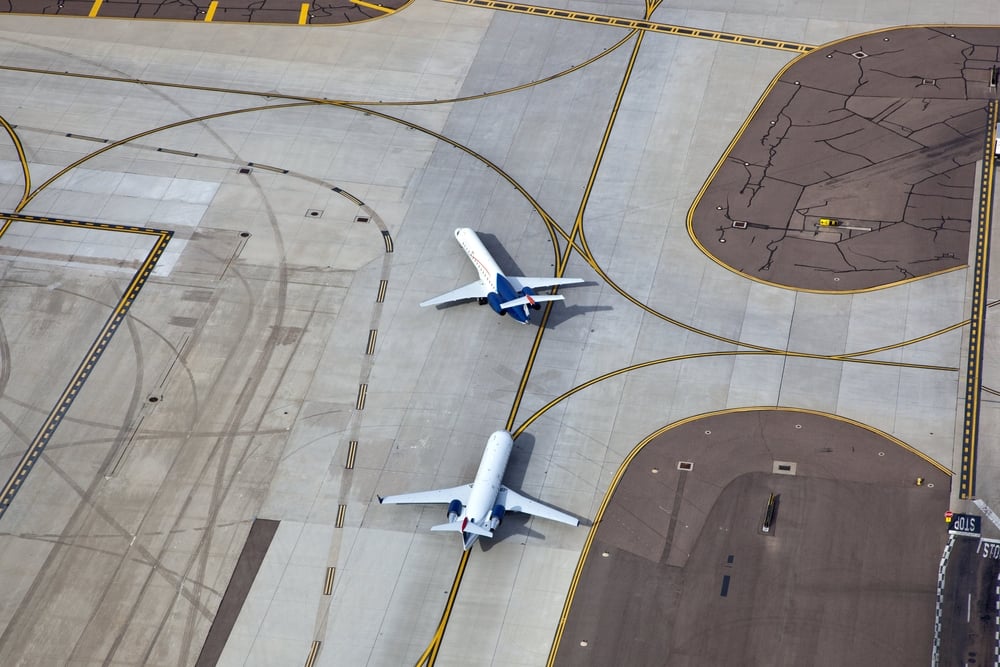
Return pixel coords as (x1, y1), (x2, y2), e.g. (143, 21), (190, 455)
(690, 27), (997, 292)
(2, 0), (408, 24)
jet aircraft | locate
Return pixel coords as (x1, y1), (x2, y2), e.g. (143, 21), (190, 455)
(420, 227), (584, 323)
(378, 430), (579, 550)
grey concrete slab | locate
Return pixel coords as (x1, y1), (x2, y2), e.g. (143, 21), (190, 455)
(0, 3), (993, 667)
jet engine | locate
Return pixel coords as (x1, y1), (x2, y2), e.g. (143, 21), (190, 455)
(521, 287), (541, 310)
(488, 504), (505, 530)
(447, 499), (463, 522)
(486, 292), (506, 315)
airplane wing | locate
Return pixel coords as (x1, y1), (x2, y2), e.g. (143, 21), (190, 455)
(497, 487), (579, 526)
(379, 484), (472, 506)
(419, 280), (489, 307)
(507, 276), (585, 292)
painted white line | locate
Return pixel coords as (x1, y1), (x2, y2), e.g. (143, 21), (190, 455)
(932, 534), (956, 666)
(974, 499), (1000, 531)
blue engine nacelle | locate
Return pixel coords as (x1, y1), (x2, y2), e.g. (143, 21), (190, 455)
(447, 499), (463, 522)
(488, 504), (505, 530)
(521, 286), (541, 310)
(486, 292), (506, 315)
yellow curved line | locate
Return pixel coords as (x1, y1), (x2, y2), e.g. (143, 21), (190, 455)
(568, 235), (970, 362)
(0, 28), (636, 111)
(838, 319), (967, 359)
(683, 26), (976, 294)
(513, 348), (956, 440)
(546, 405), (951, 664)
(9, 76), (962, 369)
(4, 57), (966, 363)
(508, 28), (649, 429)
(24, 82), (948, 430)
(1, 31), (965, 667)
(0, 114), (30, 210)
(415, 549), (471, 666)
(19, 100), (316, 209)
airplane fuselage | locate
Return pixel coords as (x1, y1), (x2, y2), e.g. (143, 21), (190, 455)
(455, 227), (501, 288)
(460, 430), (514, 548)
(454, 228), (533, 323)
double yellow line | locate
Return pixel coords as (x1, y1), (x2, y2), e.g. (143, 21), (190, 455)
(414, 550), (472, 666)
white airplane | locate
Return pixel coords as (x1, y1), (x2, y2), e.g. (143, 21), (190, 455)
(378, 430), (580, 551)
(420, 227), (584, 324)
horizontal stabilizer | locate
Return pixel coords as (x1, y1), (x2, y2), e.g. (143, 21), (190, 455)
(500, 294), (564, 310)
(431, 519), (492, 537)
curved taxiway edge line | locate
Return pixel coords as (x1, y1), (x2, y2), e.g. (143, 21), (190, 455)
(546, 405), (952, 664)
(684, 24), (1000, 295)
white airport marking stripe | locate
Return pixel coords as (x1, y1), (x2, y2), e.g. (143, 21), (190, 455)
(974, 499), (1000, 531)
(931, 533), (956, 665)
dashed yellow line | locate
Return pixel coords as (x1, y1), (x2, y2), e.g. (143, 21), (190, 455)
(959, 99), (998, 499)
(332, 187), (364, 206)
(88, 0), (103, 17)
(415, 550), (472, 667)
(205, 1), (218, 21)
(345, 440), (358, 470)
(323, 567), (336, 595)
(298, 3), (310, 24)
(438, 0), (813, 53)
(0, 215), (171, 520)
(304, 640), (321, 667)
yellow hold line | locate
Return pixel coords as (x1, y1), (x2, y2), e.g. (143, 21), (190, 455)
(351, 0), (395, 12)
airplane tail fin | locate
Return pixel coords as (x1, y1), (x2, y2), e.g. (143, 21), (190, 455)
(431, 518), (492, 537)
(499, 294), (564, 310)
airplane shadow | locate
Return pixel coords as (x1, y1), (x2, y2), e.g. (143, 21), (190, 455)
(480, 513), (543, 551)
(543, 300), (612, 329)
(480, 431), (588, 552)
(505, 432), (535, 489)
(477, 232), (526, 276)
(480, 503), (591, 552)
